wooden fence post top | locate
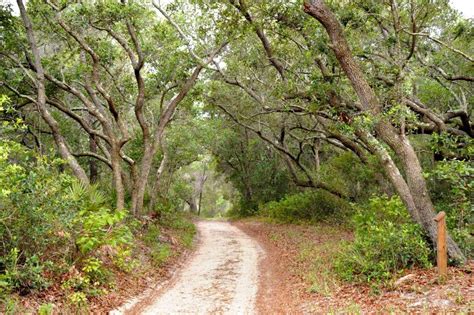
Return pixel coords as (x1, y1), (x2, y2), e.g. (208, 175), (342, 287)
(434, 211), (446, 222)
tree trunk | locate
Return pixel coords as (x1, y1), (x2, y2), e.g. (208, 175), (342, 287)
(186, 199), (198, 214)
(17, 0), (89, 185)
(197, 167), (208, 216)
(131, 145), (154, 215)
(303, 0), (466, 262)
(110, 145), (125, 211)
(198, 190), (203, 216)
(149, 151), (168, 211)
(377, 127), (465, 262)
(131, 65), (204, 215)
(89, 135), (98, 183)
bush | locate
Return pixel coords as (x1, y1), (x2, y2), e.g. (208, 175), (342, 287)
(150, 244), (172, 267)
(426, 159), (473, 258)
(0, 249), (49, 295)
(164, 215), (196, 248)
(258, 190), (352, 223)
(0, 141), (134, 298)
(334, 196), (432, 284)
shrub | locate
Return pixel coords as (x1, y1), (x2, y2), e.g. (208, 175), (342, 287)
(150, 244), (172, 267)
(38, 303), (54, 315)
(334, 196), (432, 284)
(0, 249), (49, 295)
(258, 190), (352, 223)
(426, 159), (473, 258)
(0, 141), (134, 299)
(159, 209), (196, 247)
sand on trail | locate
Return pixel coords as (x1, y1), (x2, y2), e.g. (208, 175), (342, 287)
(141, 221), (263, 315)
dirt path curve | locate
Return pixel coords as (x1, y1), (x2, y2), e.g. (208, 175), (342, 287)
(142, 221), (263, 315)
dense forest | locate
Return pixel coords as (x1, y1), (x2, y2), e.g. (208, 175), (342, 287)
(0, 0), (472, 313)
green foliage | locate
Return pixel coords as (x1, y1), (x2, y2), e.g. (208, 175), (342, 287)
(143, 226), (173, 267)
(319, 152), (379, 201)
(430, 132), (474, 160)
(143, 224), (161, 247)
(163, 214), (196, 248)
(0, 296), (21, 315)
(38, 303), (54, 315)
(426, 159), (473, 258)
(259, 190), (352, 223)
(143, 214), (195, 268)
(210, 125), (292, 216)
(67, 291), (88, 309)
(73, 185), (132, 255)
(150, 244), (172, 267)
(334, 196), (432, 284)
(0, 140), (133, 300)
(0, 248), (49, 295)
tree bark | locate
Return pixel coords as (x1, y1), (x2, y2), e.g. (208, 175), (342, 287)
(110, 145), (125, 211)
(17, 0), (89, 185)
(149, 150), (168, 211)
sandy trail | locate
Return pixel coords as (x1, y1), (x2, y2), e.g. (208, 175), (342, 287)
(141, 221), (262, 315)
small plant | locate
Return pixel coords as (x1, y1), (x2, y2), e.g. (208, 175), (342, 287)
(82, 257), (108, 285)
(114, 247), (139, 273)
(143, 224), (161, 247)
(62, 274), (90, 292)
(0, 296), (21, 315)
(67, 291), (88, 309)
(162, 215), (196, 248)
(334, 196), (432, 284)
(0, 249), (49, 295)
(38, 303), (54, 315)
(150, 244), (172, 267)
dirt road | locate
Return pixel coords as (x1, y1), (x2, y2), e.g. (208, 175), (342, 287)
(141, 221), (263, 315)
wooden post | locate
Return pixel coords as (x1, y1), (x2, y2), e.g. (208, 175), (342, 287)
(434, 211), (447, 280)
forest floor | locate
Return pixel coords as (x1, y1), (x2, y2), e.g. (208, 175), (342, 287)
(114, 219), (472, 314)
(235, 219), (473, 314)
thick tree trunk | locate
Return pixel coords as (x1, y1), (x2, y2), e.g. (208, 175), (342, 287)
(110, 145), (125, 211)
(131, 145), (154, 215)
(304, 0), (466, 262)
(358, 131), (421, 224)
(149, 151), (168, 211)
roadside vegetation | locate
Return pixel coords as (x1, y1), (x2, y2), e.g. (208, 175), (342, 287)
(0, 0), (472, 313)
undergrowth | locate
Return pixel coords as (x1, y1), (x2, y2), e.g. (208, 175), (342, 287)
(258, 190), (352, 224)
(0, 141), (196, 312)
(334, 196), (432, 285)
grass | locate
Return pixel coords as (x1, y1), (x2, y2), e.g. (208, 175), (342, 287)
(298, 240), (342, 296)
(150, 244), (172, 267)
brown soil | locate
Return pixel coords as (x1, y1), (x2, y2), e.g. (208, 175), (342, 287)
(234, 219), (473, 314)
